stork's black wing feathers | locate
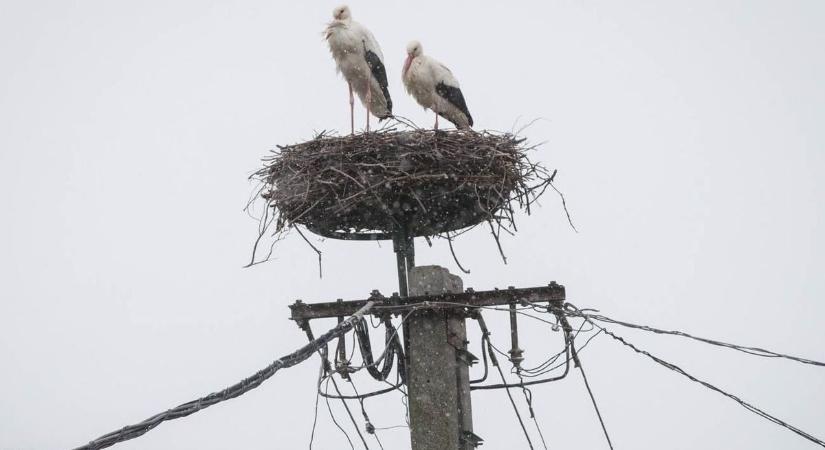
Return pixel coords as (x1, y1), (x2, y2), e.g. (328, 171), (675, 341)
(363, 47), (392, 116)
(435, 82), (473, 127)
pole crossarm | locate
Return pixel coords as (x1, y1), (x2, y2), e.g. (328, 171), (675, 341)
(289, 282), (566, 322)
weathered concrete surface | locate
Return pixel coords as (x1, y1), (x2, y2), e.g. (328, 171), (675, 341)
(407, 265), (475, 450)
(408, 265), (463, 296)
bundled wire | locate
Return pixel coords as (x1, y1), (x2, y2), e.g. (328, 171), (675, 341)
(353, 317), (407, 383)
(311, 316), (413, 449)
(319, 311), (414, 401)
(73, 301), (376, 450)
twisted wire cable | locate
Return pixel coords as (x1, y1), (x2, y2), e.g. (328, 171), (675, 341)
(564, 305), (825, 367)
(571, 310), (825, 448)
(73, 301), (375, 450)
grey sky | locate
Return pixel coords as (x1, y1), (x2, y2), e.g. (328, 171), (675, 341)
(1, 1), (823, 449)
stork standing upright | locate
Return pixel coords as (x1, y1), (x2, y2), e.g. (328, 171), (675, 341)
(325, 5), (392, 133)
(402, 40), (473, 130)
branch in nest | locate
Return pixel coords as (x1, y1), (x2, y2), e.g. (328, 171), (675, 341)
(550, 182), (577, 233)
(488, 221), (508, 265)
(294, 225), (323, 278)
(446, 232), (471, 274)
(247, 126), (574, 266)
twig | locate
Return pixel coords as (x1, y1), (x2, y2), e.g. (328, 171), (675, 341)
(446, 232), (471, 274)
(550, 182), (577, 232)
(488, 221), (507, 264)
(295, 225), (323, 278)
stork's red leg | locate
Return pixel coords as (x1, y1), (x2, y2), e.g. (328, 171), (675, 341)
(348, 82), (354, 135)
(434, 112), (439, 130)
(365, 82), (372, 133)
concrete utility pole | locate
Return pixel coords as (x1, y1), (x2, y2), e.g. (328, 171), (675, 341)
(289, 282), (566, 450)
(407, 266), (478, 450)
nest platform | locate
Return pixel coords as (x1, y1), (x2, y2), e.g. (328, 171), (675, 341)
(252, 129), (553, 243)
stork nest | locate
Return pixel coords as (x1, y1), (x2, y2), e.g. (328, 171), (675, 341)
(248, 128), (567, 265)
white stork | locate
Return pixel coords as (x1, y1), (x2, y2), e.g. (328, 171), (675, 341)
(402, 40), (473, 130)
(324, 5), (392, 133)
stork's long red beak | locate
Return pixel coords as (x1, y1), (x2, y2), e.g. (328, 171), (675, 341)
(402, 54), (413, 77)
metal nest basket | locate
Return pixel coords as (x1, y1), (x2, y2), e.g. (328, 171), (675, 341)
(248, 127), (567, 266)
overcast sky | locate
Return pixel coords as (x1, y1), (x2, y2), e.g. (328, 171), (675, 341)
(1, 1), (824, 449)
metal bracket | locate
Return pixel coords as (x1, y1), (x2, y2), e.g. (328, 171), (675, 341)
(461, 430), (484, 447)
(456, 348), (479, 367)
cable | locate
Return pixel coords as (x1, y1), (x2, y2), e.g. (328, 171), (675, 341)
(469, 333), (490, 384)
(586, 319), (825, 448)
(73, 301), (377, 450)
(324, 377), (356, 450)
(345, 310), (416, 384)
(329, 375), (370, 449)
(320, 313), (413, 401)
(372, 425), (409, 431)
(477, 313), (535, 449)
(577, 360), (614, 450)
(516, 373), (549, 450)
(348, 377), (385, 450)
(525, 328), (603, 380)
(353, 317), (406, 382)
(309, 355), (325, 449)
(472, 307), (581, 390)
(309, 386), (321, 450)
(553, 310), (614, 449)
(472, 343), (570, 390)
(519, 318), (587, 378)
(492, 346), (535, 449)
(566, 305), (825, 367)
(320, 383), (403, 400)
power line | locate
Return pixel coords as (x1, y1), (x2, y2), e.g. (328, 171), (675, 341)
(519, 319), (596, 379)
(492, 345), (535, 450)
(77, 290), (825, 450)
(553, 307), (614, 450)
(316, 312), (413, 401)
(585, 319), (825, 448)
(515, 374), (550, 450)
(567, 307), (825, 367)
(72, 301), (376, 450)
(478, 313), (535, 449)
(329, 375), (371, 449)
(471, 336), (571, 390)
(347, 377), (385, 450)
(471, 304), (602, 390)
(324, 377), (356, 450)
(577, 360), (614, 450)
(309, 356), (324, 449)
